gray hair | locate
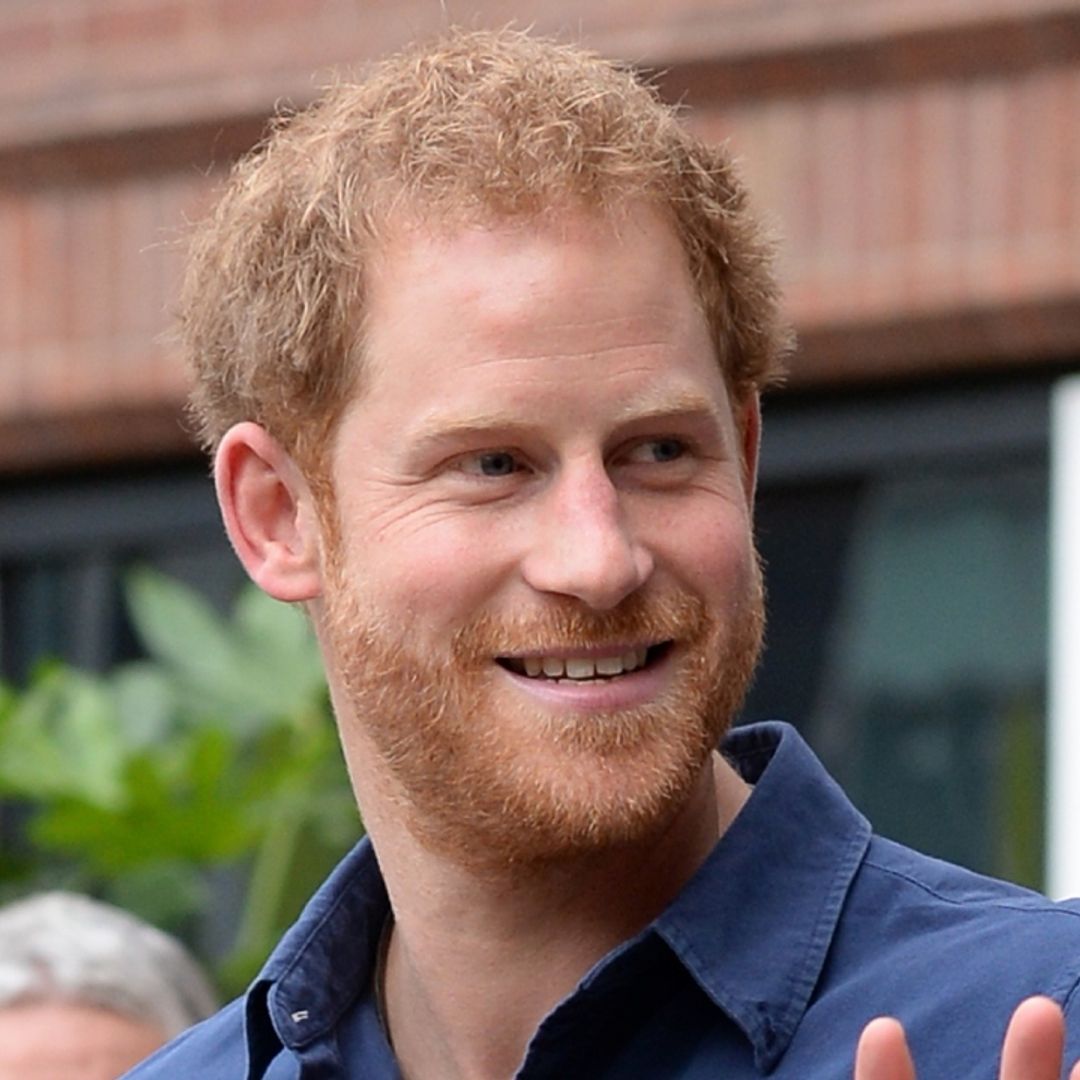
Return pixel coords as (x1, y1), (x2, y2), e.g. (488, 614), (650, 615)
(0, 892), (218, 1038)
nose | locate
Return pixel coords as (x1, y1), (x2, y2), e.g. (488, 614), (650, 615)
(521, 462), (654, 611)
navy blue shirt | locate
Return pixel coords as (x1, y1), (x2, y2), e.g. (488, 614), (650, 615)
(125, 722), (1080, 1078)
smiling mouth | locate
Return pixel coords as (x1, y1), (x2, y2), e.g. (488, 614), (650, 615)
(496, 643), (672, 682)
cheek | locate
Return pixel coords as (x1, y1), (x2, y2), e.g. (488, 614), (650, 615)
(354, 521), (519, 636)
(655, 504), (755, 597)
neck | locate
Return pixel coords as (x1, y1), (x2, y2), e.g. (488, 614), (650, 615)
(367, 753), (749, 1080)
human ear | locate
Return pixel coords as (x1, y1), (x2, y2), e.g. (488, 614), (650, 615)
(737, 393), (762, 506)
(214, 422), (323, 602)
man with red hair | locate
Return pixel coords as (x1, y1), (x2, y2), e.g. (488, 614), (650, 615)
(127, 28), (1079, 1080)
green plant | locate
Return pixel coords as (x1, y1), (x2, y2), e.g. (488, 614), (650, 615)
(0, 568), (359, 996)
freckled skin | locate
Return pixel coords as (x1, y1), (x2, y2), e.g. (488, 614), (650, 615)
(0, 1001), (166, 1080)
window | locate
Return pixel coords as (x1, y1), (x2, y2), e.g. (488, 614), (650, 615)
(746, 376), (1053, 889)
(0, 463), (243, 682)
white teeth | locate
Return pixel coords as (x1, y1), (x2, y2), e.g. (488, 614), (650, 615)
(595, 655), (624, 676)
(511, 648), (654, 680)
(565, 658), (596, 679)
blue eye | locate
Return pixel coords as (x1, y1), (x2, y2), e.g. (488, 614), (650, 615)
(648, 438), (685, 463)
(474, 451), (519, 477)
(616, 438), (689, 472)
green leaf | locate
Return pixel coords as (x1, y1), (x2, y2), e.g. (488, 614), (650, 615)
(126, 567), (244, 701)
(109, 662), (178, 749)
(104, 860), (210, 933)
(230, 588), (327, 721)
(0, 668), (126, 808)
(32, 734), (255, 870)
(126, 566), (235, 666)
(125, 577), (250, 731)
(126, 568), (327, 737)
(234, 587), (315, 669)
(6, 568), (349, 992)
(0, 682), (15, 721)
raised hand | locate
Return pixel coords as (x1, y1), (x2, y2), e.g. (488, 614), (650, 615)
(854, 996), (1080, 1080)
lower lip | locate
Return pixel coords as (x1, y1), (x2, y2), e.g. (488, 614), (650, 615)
(495, 649), (676, 712)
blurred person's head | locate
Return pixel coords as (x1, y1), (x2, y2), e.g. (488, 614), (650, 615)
(0, 891), (217, 1079)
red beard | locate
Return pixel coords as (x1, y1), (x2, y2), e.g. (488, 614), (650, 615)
(324, 563), (765, 869)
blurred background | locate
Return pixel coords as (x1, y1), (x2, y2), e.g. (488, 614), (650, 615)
(2, 0), (1079, 989)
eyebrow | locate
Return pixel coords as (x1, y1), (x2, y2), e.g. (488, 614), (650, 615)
(612, 388), (728, 428)
(407, 389), (730, 451)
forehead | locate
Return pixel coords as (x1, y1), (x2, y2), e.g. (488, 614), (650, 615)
(369, 198), (692, 294)
(0, 1001), (165, 1077)
(359, 201), (714, 390)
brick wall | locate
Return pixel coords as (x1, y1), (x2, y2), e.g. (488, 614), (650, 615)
(698, 51), (1080, 381)
(2, 0), (1079, 470)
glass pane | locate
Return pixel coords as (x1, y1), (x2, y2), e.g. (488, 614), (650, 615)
(748, 462), (1048, 889)
(0, 465), (242, 682)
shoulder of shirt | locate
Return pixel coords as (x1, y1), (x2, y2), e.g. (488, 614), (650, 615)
(858, 836), (1080, 1026)
(862, 835), (1080, 919)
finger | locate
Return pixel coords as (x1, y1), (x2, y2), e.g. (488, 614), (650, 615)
(999, 996), (1065, 1080)
(1070, 1059), (1080, 1080)
(855, 1017), (917, 1080)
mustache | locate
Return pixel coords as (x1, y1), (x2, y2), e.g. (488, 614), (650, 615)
(449, 589), (711, 663)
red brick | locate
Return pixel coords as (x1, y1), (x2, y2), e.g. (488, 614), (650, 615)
(1014, 69), (1059, 242)
(850, 90), (909, 315)
(1070, 70), (1080, 286)
(51, 187), (78, 347)
(767, 99), (817, 271)
(1042, 67), (1077, 241)
(10, 199), (32, 354)
(142, 178), (177, 339)
(795, 98), (825, 270)
(989, 77), (1023, 245)
(964, 76), (1009, 243)
(745, 100), (803, 256)
(216, 0), (332, 32)
(21, 343), (63, 413)
(0, 194), (17, 355)
(98, 187), (126, 346)
(0, 359), (22, 418)
(109, 175), (159, 342)
(65, 184), (115, 347)
(0, 194), (26, 415)
(156, 169), (221, 311)
(17, 190), (67, 351)
(81, 1), (190, 49)
(0, 11), (58, 60)
(813, 93), (862, 288)
(2, 0), (1080, 466)
(912, 81), (968, 307)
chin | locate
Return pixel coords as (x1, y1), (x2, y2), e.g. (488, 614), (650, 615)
(398, 702), (722, 869)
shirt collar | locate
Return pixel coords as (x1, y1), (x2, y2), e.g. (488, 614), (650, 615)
(243, 836), (389, 1072)
(655, 721), (871, 1072)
